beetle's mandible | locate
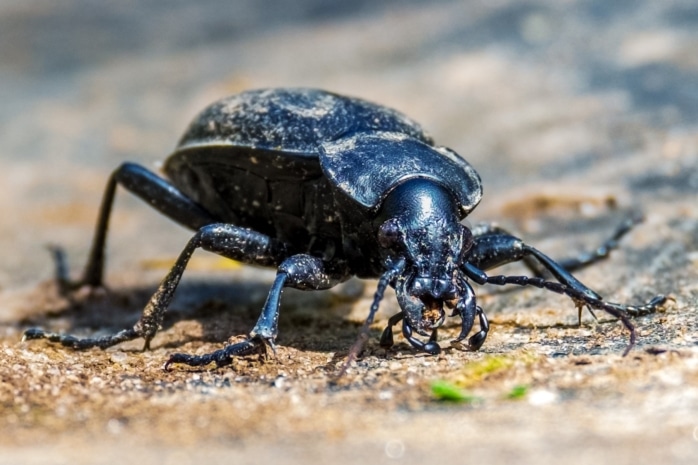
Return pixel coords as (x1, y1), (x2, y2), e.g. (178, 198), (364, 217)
(23, 88), (667, 369)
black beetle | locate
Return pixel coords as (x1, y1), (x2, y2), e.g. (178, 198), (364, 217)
(24, 88), (667, 369)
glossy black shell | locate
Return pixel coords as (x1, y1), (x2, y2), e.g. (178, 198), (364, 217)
(163, 88), (482, 271)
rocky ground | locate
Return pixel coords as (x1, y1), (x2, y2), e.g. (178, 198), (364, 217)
(1, 1), (697, 464)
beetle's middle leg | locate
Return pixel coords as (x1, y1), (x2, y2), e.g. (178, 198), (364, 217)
(459, 223), (664, 351)
(25, 223), (287, 352)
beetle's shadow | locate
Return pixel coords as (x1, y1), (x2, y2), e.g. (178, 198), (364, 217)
(20, 276), (367, 354)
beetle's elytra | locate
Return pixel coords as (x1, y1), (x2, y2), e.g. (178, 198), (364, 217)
(23, 88), (667, 369)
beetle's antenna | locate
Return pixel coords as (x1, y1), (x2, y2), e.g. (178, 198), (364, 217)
(335, 260), (405, 380)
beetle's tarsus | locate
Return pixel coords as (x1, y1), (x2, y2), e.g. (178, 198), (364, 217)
(163, 336), (266, 371)
(22, 327), (140, 350)
(555, 213), (644, 273)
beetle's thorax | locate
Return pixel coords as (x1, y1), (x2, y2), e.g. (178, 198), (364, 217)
(375, 178), (473, 335)
(377, 177), (465, 278)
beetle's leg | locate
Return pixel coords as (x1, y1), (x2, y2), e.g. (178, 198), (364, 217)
(78, 162), (216, 288)
(25, 223), (287, 352)
(468, 226), (603, 324)
(471, 214), (640, 279)
(379, 312), (405, 349)
(469, 227), (598, 298)
(165, 253), (349, 369)
(466, 307), (490, 351)
(462, 262), (668, 355)
(401, 321), (440, 355)
(553, 214), (642, 273)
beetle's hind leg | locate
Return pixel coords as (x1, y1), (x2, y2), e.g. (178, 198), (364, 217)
(533, 214), (643, 276)
(24, 163), (222, 349)
(61, 162), (216, 291)
(471, 213), (641, 280)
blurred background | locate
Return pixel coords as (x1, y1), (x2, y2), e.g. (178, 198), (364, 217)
(2, 0), (696, 289)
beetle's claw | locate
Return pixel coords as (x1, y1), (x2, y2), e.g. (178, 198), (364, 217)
(467, 331), (487, 351)
(573, 298), (599, 325)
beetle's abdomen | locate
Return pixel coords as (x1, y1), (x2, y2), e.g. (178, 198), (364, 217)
(176, 88), (432, 153)
(164, 146), (340, 257)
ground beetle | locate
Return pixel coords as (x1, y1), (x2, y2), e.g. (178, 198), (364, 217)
(24, 88), (667, 369)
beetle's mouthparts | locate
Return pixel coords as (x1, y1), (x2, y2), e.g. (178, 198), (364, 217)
(396, 275), (448, 336)
(419, 296), (446, 331)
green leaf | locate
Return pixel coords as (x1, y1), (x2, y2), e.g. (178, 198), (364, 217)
(430, 380), (479, 403)
(507, 384), (528, 399)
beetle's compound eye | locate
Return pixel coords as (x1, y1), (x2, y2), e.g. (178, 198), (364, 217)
(378, 218), (402, 249)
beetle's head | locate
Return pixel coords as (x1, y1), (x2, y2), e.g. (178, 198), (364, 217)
(377, 178), (473, 336)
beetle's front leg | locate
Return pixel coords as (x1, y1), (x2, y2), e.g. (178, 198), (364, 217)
(165, 254), (349, 369)
(468, 227), (604, 324)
